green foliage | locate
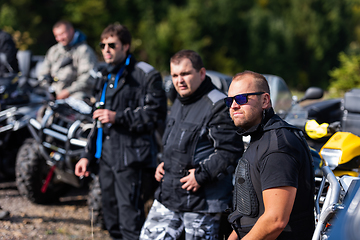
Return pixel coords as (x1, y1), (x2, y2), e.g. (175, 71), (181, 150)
(329, 52), (360, 97)
(63, 0), (109, 46)
(326, 0), (360, 97)
(0, 3), (17, 27)
(0, 0), (356, 91)
(3, 26), (34, 50)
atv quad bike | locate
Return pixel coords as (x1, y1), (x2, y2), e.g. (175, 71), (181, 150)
(0, 51), (47, 178)
(15, 97), (94, 203)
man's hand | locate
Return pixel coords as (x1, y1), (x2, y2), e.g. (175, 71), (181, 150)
(228, 230), (238, 240)
(180, 169), (200, 192)
(75, 158), (90, 177)
(93, 109), (116, 124)
(155, 162), (165, 182)
(56, 89), (70, 99)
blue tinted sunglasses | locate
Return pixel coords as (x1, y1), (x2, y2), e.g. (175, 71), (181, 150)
(224, 92), (265, 107)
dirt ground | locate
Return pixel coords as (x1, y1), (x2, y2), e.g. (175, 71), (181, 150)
(0, 176), (112, 240)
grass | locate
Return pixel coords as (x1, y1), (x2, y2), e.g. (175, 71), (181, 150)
(45, 230), (55, 235)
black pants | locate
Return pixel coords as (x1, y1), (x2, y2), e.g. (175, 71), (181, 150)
(99, 140), (145, 240)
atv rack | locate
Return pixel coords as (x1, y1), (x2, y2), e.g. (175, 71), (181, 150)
(312, 165), (342, 240)
(26, 98), (93, 188)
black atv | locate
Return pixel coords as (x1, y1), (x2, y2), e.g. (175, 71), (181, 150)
(0, 51), (47, 178)
(15, 96), (94, 201)
(13, 63), (108, 227)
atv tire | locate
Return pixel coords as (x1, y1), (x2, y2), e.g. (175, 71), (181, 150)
(15, 138), (66, 204)
(88, 175), (105, 229)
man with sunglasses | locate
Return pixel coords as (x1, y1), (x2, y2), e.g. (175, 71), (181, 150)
(140, 50), (243, 240)
(226, 71), (315, 240)
(75, 23), (167, 240)
(38, 20), (97, 100)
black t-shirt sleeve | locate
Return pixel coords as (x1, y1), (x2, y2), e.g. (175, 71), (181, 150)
(260, 152), (300, 191)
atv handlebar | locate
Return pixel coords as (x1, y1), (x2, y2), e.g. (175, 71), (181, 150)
(312, 165), (341, 240)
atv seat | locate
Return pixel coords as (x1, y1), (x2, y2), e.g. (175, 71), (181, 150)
(29, 55), (44, 80)
(17, 50), (32, 78)
(342, 88), (360, 137)
(16, 50), (45, 80)
(16, 50), (32, 87)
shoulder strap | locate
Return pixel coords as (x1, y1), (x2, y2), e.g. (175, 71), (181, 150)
(254, 131), (271, 162)
(292, 129), (313, 163)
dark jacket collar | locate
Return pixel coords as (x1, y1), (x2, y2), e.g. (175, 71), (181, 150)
(237, 107), (298, 139)
(177, 76), (215, 105)
(94, 54), (136, 93)
(105, 54), (135, 74)
(64, 30), (87, 50)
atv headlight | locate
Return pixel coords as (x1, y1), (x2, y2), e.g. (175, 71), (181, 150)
(320, 148), (342, 170)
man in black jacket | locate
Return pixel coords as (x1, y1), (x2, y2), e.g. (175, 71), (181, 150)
(140, 50), (243, 240)
(226, 71), (314, 240)
(0, 29), (18, 74)
(74, 23), (167, 240)
(0, 29), (17, 220)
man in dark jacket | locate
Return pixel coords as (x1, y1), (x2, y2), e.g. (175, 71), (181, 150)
(0, 29), (17, 220)
(0, 29), (18, 74)
(74, 23), (167, 240)
(226, 71), (315, 240)
(140, 50), (244, 240)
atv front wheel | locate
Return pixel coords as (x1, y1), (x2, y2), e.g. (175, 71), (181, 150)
(15, 138), (66, 204)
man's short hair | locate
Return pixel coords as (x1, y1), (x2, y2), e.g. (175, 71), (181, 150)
(170, 50), (204, 72)
(233, 70), (270, 94)
(101, 23), (132, 48)
(53, 20), (73, 31)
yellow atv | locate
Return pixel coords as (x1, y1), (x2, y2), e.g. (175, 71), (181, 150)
(306, 119), (360, 178)
(307, 121), (360, 240)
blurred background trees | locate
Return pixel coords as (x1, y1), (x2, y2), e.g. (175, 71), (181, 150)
(1, 0), (360, 94)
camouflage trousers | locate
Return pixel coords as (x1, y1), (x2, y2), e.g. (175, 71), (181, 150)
(140, 200), (221, 240)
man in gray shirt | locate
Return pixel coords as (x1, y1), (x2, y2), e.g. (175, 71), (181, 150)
(38, 20), (97, 100)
